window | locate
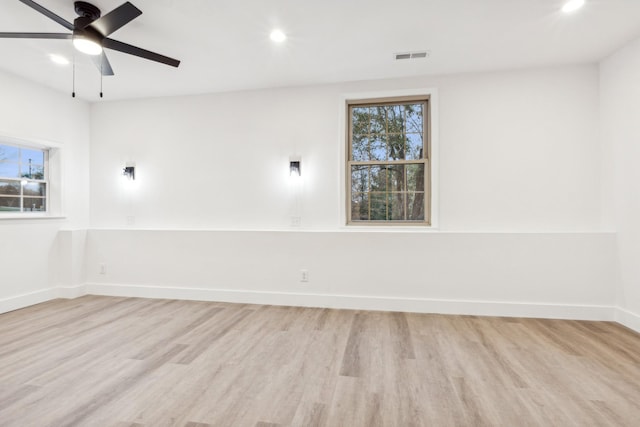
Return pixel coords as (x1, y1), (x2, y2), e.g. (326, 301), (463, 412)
(0, 143), (48, 213)
(347, 95), (430, 225)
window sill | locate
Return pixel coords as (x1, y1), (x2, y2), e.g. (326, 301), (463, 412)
(0, 214), (66, 220)
(340, 225), (439, 232)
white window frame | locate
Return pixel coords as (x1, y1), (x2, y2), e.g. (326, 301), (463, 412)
(0, 134), (63, 219)
(339, 88), (439, 230)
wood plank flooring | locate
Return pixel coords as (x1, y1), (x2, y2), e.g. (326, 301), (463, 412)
(0, 296), (639, 426)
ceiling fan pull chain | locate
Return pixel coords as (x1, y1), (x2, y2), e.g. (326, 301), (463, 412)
(100, 58), (103, 98)
(72, 52), (76, 98)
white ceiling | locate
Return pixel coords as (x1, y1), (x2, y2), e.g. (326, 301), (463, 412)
(0, 0), (639, 102)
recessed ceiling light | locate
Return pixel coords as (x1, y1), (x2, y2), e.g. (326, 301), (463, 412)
(270, 29), (286, 43)
(49, 54), (69, 65)
(562, 0), (585, 13)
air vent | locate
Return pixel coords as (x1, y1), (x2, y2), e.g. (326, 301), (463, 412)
(394, 51), (430, 61)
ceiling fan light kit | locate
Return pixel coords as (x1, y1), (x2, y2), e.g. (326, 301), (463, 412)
(0, 0), (181, 97)
(73, 35), (102, 55)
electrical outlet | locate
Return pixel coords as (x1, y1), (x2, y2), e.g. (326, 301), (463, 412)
(291, 216), (301, 227)
(300, 269), (309, 282)
(99, 263), (106, 275)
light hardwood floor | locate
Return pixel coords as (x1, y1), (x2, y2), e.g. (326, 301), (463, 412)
(0, 296), (639, 426)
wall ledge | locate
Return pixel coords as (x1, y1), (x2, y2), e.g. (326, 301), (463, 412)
(86, 227), (616, 235)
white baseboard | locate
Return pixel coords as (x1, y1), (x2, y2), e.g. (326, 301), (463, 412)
(0, 285), (87, 315)
(56, 284), (87, 299)
(0, 288), (58, 315)
(615, 307), (640, 334)
(84, 282), (615, 321)
(1, 283), (624, 324)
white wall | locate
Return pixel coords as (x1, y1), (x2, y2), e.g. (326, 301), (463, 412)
(600, 36), (640, 330)
(0, 70), (90, 312)
(84, 65), (617, 319)
(90, 65), (602, 231)
(0, 56), (630, 323)
(84, 229), (616, 319)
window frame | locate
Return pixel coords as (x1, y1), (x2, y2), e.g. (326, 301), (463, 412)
(345, 94), (432, 226)
(0, 141), (50, 215)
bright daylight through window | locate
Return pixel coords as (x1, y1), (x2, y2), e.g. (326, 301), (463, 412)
(0, 143), (48, 213)
(347, 96), (430, 225)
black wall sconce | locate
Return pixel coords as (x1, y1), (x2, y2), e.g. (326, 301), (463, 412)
(123, 164), (135, 180)
(289, 156), (301, 176)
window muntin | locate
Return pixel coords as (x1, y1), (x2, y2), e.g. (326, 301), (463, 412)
(347, 96), (430, 225)
(0, 143), (48, 213)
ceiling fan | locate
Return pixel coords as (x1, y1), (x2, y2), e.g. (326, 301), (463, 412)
(0, 0), (180, 77)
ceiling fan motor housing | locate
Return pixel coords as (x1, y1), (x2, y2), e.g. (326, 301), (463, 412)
(73, 2), (103, 45)
(74, 1), (101, 20)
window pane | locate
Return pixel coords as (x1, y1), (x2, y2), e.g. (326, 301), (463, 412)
(23, 197), (46, 212)
(21, 164), (44, 180)
(0, 180), (20, 195)
(370, 193), (388, 220)
(370, 106), (385, 134)
(406, 133), (424, 160)
(0, 162), (20, 178)
(352, 135), (368, 161)
(0, 145), (19, 162)
(405, 104), (423, 133)
(370, 165), (387, 192)
(21, 148), (45, 165)
(23, 182), (46, 197)
(386, 105), (404, 134)
(351, 192), (369, 221)
(351, 107), (370, 135)
(0, 196), (20, 211)
(387, 164), (405, 192)
(388, 134), (405, 160)
(388, 192), (405, 220)
(369, 135), (387, 161)
(406, 164), (425, 193)
(407, 192), (425, 221)
(351, 165), (369, 193)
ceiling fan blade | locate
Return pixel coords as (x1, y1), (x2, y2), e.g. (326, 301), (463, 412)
(88, 2), (142, 36)
(18, 0), (74, 31)
(90, 52), (115, 76)
(0, 32), (71, 39)
(103, 38), (180, 68)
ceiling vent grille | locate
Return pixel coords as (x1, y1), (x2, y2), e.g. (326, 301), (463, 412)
(395, 51), (429, 61)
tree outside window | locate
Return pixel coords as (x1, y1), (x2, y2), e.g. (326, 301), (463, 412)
(347, 96), (430, 225)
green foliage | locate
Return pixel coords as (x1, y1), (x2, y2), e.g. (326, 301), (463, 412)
(21, 171), (44, 180)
